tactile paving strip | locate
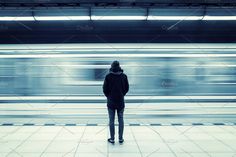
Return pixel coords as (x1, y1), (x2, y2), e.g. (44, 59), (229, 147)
(0, 123), (235, 126)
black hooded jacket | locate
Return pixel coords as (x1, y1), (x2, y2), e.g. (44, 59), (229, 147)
(103, 66), (129, 110)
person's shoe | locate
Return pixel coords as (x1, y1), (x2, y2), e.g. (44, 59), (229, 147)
(108, 138), (115, 144)
(119, 139), (124, 144)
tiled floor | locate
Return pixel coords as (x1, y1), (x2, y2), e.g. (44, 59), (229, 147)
(0, 125), (236, 157)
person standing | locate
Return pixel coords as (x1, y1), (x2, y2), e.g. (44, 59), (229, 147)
(103, 61), (129, 144)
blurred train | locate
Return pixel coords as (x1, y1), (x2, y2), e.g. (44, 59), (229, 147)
(0, 43), (236, 97)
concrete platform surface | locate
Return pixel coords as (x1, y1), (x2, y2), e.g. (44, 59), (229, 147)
(0, 125), (236, 157)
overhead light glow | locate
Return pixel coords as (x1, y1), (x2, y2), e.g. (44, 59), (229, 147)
(147, 16), (203, 20)
(0, 96), (235, 100)
(0, 16), (35, 21)
(203, 16), (236, 20)
(1, 53), (236, 58)
(34, 16), (90, 21)
(1, 15), (236, 21)
(91, 16), (147, 20)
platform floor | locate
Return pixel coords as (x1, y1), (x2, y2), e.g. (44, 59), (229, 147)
(1, 102), (236, 125)
(0, 125), (236, 157)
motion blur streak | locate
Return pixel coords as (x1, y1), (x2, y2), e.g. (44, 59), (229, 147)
(0, 43), (236, 97)
(0, 43), (236, 122)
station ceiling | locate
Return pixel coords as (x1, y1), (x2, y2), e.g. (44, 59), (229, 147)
(0, 0), (236, 44)
(1, 0), (236, 7)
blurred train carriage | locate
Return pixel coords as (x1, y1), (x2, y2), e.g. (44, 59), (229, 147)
(0, 44), (236, 100)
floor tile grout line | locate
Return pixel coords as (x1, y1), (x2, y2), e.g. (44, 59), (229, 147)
(95, 147), (107, 157)
(144, 125), (179, 157)
(107, 124), (109, 157)
(145, 149), (161, 157)
(172, 125), (212, 157)
(218, 125), (236, 135)
(198, 126), (236, 153)
(39, 127), (64, 157)
(180, 148), (195, 157)
(8, 148), (23, 157)
(73, 125), (87, 157)
(0, 125), (23, 140)
(96, 126), (108, 135)
(5, 125), (43, 157)
(1, 125), (236, 156)
(130, 126), (143, 157)
(61, 126), (77, 135)
(136, 119), (164, 157)
(62, 147), (77, 157)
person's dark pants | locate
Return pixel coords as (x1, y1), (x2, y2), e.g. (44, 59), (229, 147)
(108, 108), (124, 140)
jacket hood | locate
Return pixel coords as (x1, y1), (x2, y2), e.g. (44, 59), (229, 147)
(109, 66), (123, 75)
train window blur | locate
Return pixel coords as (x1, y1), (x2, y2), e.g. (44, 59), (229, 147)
(0, 44), (236, 96)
